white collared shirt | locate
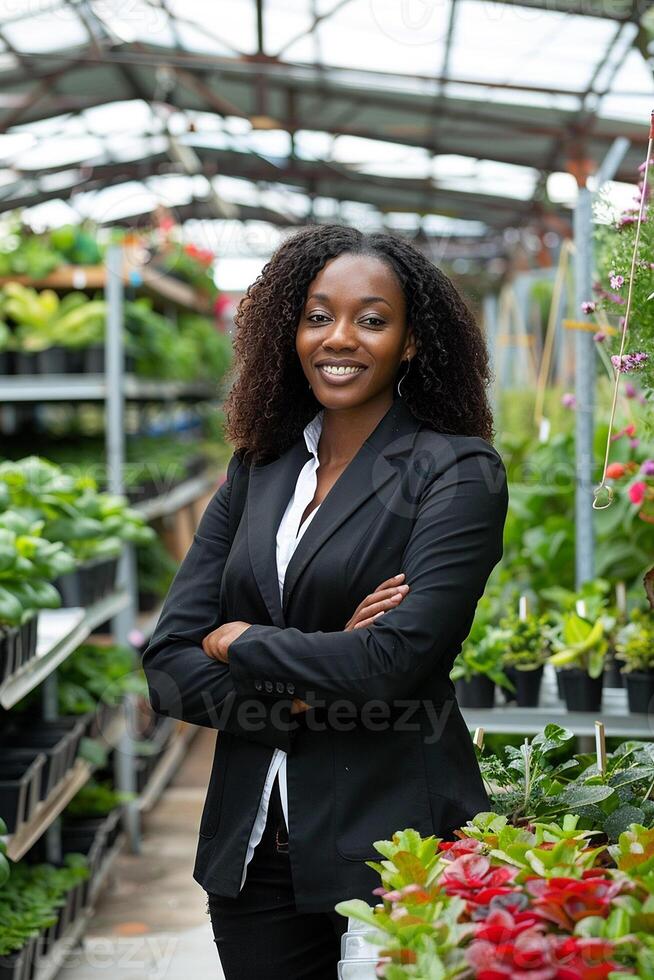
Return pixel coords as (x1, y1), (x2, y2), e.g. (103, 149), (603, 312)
(239, 408), (324, 890)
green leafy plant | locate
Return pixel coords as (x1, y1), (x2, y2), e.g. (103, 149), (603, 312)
(0, 512), (75, 626)
(477, 725), (654, 841)
(2, 282), (108, 351)
(614, 608), (654, 673)
(548, 611), (609, 678)
(65, 778), (134, 818)
(0, 853), (89, 956)
(451, 622), (514, 691)
(499, 610), (553, 670)
(0, 456), (155, 563)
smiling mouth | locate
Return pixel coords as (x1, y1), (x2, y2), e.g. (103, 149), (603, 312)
(316, 364), (367, 376)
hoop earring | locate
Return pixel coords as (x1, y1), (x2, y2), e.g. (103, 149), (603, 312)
(396, 358), (411, 398)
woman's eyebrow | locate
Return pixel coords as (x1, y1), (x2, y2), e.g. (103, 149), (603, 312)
(306, 292), (393, 309)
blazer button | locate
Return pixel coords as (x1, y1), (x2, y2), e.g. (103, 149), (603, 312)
(264, 680), (274, 693)
(275, 681), (285, 694)
(254, 680), (263, 691)
(286, 683), (295, 695)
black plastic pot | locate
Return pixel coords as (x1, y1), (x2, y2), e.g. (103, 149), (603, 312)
(604, 651), (624, 688)
(8, 614), (39, 676)
(84, 346), (137, 373)
(624, 671), (654, 714)
(455, 675), (496, 709)
(505, 665), (544, 707)
(53, 555), (119, 607)
(2, 717), (86, 799)
(0, 751), (46, 832)
(0, 624), (19, 683)
(0, 933), (36, 980)
(558, 669), (603, 712)
(15, 347), (68, 375)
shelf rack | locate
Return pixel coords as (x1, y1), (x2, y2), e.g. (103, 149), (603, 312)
(0, 591), (130, 710)
(2, 709), (125, 862)
(0, 257), (215, 318)
(0, 243), (222, 866)
(0, 375), (219, 402)
(459, 665), (654, 738)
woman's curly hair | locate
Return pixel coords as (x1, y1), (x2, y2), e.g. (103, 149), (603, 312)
(223, 224), (495, 462)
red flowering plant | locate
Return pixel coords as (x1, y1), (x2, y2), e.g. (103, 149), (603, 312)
(145, 212), (219, 301)
(334, 812), (650, 978)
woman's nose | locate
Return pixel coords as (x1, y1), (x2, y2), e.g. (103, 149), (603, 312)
(323, 318), (358, 348)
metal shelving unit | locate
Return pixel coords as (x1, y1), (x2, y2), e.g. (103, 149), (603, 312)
(2, 710), (126, 861)
(0, 375), (219, 402)
(459, 666), (653, 738)
(0, 243), (222, 866)
(133, 472), (219, 521)
(0, 591), (130, 710)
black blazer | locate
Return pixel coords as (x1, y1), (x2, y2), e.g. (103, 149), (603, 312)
(142, 396), (509, 912)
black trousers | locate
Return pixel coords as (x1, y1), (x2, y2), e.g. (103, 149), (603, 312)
(206, 774), (348, 979)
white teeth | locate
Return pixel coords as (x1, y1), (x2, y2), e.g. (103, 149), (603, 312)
(319, 365), (364, 375)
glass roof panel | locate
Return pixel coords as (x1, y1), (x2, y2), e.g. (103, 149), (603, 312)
(263, 0), (317, 56)
(598, 48), (654, 124)
(450, 2), (617, 91)
(307, 0), (450, 76)
(0, 0), (62, 25)
(2, 6), (87, 52)
(166, 0), (257, 55)
(15, 135), (105, 170)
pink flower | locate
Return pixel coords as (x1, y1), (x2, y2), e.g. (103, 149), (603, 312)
(593, 331), (606, 343)
(625, 382), (637, 398)
(438, 837), (484, 859)
(630, 438), (640, 449)
(581, 301), (596, 314)
(629, 482), (647, 506)
(641, 460), (654, 476)
(612, 352), (649, 373)
(562, 393), (576, 409)
(441, 853), (519, 904)
(609, 273), (624, 290)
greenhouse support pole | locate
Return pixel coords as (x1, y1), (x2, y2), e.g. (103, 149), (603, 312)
(573, 185), (595, 588)
(105, 243), (141, 854)
(483, 292), (500, 425)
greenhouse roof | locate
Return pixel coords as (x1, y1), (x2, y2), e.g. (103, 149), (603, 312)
(0, 0), (652, 248)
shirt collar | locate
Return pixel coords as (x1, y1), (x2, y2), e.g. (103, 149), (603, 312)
(303, 409), (323, 459)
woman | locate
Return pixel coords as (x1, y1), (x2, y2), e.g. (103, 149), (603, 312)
(142, 224), (508, 979)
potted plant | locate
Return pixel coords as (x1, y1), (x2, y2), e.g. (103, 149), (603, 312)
(499, 611), (552, 707)
(0, 512), (75, 682)
(614, 608), (654, 713)
(548, 611), (608, 712)
(451, 624), (514, 709)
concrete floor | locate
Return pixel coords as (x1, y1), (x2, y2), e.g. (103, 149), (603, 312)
(60, 727), (224, 980)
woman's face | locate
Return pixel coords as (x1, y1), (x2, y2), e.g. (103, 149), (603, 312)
(295, 253), (416, 410)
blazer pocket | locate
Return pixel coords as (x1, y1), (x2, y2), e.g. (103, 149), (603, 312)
(332, 727), (433, 862)
(198, 733), (231, 839)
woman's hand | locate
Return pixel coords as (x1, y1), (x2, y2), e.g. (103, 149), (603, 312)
(344, 573), (409, 630)
(202, 621), (252, 663)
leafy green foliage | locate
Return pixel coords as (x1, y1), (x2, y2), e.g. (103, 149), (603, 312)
(0, 853), (89, 955)
(0, 455), (155, 562)
(477, 725), (654, 840)
(614, 607), (654, 672)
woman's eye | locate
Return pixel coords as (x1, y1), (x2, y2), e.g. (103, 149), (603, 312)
(361, 316), (385, 327)
(307, 313), (330, 324)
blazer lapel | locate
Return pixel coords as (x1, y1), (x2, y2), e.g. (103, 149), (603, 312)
(247, 437), (312, 628)
(247, 397), (424, 627)
(281, 398), (422, 618)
